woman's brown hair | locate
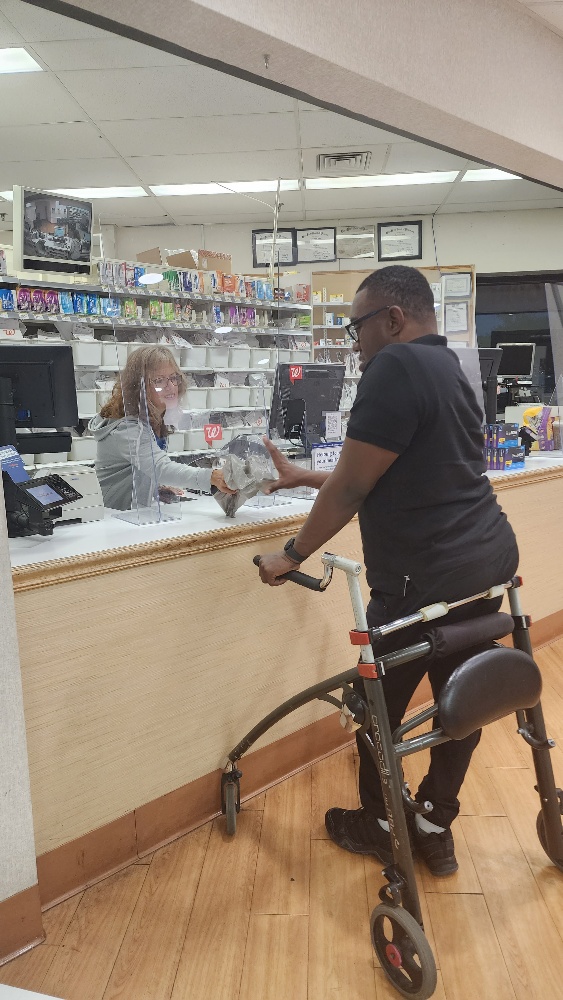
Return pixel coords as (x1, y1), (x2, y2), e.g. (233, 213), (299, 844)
(99, 345), (187, 437)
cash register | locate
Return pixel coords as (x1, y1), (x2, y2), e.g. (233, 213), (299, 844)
(0, 343), (83, 537)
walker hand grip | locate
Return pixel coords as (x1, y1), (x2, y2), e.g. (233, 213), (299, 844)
(253, 555), (325, 591)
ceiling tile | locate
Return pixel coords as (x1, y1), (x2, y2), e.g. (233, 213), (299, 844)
(99, 113), (298, 157)
(437, 197), (563, 213)
(31, 37), (187, 72)
(155, 191), (303, 218)
(441, 177), (556, 204)
(57, 65), (295, 122)
(299, 111), (401, 149)
(171, 211), (304, 226)
(0, 122), (117, 162)
(0, 157), (141, 189)
(93, 197), (169, 219)
(0, 73), (87, 126)
(0, 0), (109, 40)
(301, 145), (388, 177)
(385, 142), (468, 173)
(0, 9), (24, 44)
(127, 149), (301, 184)
(303, 184), (454, 212)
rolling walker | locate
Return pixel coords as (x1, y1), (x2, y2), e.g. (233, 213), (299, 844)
(221, 553), (563, 1000)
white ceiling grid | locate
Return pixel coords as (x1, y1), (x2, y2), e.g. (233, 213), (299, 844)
(0, 0), (560, 230)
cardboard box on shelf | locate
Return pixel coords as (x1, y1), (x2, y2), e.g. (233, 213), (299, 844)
(167, 249), (232, 273)
(136, 247), (163, 266)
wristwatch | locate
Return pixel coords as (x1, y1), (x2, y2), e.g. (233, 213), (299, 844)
(283, 537), (307, 564)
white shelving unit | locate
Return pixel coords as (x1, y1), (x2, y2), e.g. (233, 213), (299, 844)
(0, 271), (312, 468)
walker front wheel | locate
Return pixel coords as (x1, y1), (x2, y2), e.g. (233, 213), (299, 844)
(371, 903), (437, 1000)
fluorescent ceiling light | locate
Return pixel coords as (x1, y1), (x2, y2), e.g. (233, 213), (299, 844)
(305, 171), (459, 190)
(150, 180), (299, 197)
(0, 48), (42, 73)
(461, 168), (521, 182)
(51, 186), (148, 199)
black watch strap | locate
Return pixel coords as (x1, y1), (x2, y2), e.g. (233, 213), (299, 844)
(284, 537), (307, 564)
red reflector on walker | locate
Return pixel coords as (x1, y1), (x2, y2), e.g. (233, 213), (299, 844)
(357, 660), (380, 679)
(350, 630), (370, 645)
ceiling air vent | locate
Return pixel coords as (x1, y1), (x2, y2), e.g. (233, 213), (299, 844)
(316, 151), (372, 174)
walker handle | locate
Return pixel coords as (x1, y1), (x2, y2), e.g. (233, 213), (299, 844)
(253, 555), (328, 591)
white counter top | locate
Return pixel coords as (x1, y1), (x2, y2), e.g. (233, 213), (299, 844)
(487, 451), (563, 479)
(9, 494), (315, 569)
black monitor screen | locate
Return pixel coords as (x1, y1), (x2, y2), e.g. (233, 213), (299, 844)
(0, 343), (78, 428)
(269, 363), (345, 454)
(497, 343), (535, 378)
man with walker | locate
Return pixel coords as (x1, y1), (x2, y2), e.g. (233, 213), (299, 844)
(258, 265), (519, 876)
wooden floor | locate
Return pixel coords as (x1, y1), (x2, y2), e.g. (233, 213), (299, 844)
(3, 638), (563, 1000)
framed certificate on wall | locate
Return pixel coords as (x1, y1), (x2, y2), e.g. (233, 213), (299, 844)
(377, 221), (422, 261)
(252, 229), (297, 268)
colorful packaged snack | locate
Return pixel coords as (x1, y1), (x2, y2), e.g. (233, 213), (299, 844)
(174, 300), (182, 320)
(44, 289), (60, 313)
(59, 291), (75, 314)
(149, 299), (161, 320)
(163, 301), (175, 322)
(163, 269), (180, 293)
(72, 292), (87, 314)
(222, 273), (236, 294)
(115, 262), (127, 287)
(228, 305), (240, 326)
(17, 287), (32, 310)
(245, 278), (256, 298)
(236, 275), (246, 298)
(256, 280), (265, 300)
(134, 266), (145, 286)
(101, 297), (120, 317)
(86, 294), (100, 315)
(0, 287), (14, 311)
(125, 264), (136, 288)
(213, 304), (222, 325)
(263, 281), (274, 301)
(182, 302), (192, 322)
(31, 288), (47, 311)
(123, 298), (137, 319)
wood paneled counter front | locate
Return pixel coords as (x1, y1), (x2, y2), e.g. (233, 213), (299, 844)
(10, 458), (563, 909)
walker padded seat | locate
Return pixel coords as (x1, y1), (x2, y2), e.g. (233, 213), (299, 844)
(437, 646), (542, 740)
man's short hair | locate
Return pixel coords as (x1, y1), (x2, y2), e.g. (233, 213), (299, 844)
(357, 265), (435, 321)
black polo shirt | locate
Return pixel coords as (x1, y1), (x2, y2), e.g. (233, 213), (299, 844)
(346, 334), (517, 594)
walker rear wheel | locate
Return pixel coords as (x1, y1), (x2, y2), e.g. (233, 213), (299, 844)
(536, 806), (563, 872)
(371, 903), (437, 1000)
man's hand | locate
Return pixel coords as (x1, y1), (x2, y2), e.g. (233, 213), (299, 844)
(258, 551), (299, 586)
(262, 436), (330, 493)
(262, 437), (304, 494)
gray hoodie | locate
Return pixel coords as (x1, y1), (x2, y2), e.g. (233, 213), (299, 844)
(89, 415), (212, 510)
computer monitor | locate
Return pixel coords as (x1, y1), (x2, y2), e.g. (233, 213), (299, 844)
(269, 363), (345, 455)
(0, 343), (78, 451)
(496, 343), (535, 379)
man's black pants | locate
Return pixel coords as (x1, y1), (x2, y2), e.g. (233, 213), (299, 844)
(354, 549), (519, 829)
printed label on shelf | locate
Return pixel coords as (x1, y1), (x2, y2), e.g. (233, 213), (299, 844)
(204, 423), (223, 444)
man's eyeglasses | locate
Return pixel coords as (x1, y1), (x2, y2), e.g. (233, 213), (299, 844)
(150, 374), (183, 390)
(346, 305), (390, 342)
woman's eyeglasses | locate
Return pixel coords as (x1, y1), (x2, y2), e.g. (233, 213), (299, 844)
(150, 374), (183, 390)
(346, 305), (390, 342)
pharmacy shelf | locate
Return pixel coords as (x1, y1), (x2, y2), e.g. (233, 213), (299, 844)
(3, 313), (312, 336)
(313, 300), (353, 306)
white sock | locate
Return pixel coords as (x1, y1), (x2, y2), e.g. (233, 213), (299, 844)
(416, 813), (446, 835)
(377, 818), (390, 832)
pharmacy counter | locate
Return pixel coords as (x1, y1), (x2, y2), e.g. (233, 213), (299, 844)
(9, 459), (563, 907)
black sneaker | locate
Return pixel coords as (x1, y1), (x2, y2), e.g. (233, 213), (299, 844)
(325, 807), (393, 863)
(411, 823), (458, 877)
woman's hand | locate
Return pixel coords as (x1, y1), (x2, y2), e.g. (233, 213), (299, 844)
(211, 468), (237, 495)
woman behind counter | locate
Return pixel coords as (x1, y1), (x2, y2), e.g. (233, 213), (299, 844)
(89, 345), (233, 509)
